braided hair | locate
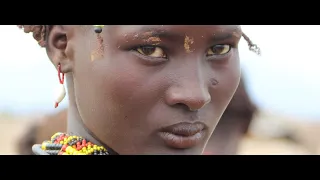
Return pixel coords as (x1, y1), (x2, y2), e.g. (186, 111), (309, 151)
(17, 25), (48, 47)
(17, 25), (261, 55)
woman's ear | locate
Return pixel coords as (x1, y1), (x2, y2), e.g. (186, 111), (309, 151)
(46, 25), (74, 73)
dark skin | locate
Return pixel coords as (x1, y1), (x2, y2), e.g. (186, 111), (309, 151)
(46, 25), (242, 155)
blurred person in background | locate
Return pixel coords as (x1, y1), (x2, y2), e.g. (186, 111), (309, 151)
(17, 75), (257, 155)
(17, 110), (67, 155)
(204, 75), (257, 155)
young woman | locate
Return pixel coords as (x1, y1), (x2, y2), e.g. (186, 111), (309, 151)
(18, 25), (260, 155)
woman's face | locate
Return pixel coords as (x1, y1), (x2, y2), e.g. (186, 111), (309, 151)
(63, 25), (241, 154)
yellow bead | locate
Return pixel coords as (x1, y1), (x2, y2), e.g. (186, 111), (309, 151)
(60, 141), (64, 144)
(94, 25), (104, 28)
(62, 153), (68, 155)
(66, 146), (72, 153)
(41, 143), (47, 150)
(82, 147), (87, 151)
(88, 145), (92, 149)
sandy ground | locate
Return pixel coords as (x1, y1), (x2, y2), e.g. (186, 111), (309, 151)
(0, 119), (30, 154)
(0, 118), (314, 155)
(238, 136), (311, 155)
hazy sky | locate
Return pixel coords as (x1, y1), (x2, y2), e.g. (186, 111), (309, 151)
(0, 25), (319, 121)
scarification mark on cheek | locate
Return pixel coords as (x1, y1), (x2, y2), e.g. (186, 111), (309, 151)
(184, 35), (194, 53)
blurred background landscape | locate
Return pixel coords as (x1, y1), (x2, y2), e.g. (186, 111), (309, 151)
(1, 25), (320, 155)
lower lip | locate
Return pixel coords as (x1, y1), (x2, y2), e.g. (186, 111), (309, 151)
(158, 130), (206, 149)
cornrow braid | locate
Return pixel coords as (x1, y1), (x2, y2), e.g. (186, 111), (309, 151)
(17, 25), (261, 55)
(242, 32), (261, 55)
(18, 25), (48, 47)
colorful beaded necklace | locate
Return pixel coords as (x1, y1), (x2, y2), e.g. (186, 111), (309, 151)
(32, 132), (109, 155)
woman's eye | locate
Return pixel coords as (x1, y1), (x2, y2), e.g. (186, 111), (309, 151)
(207, 44), (231, 56)
(135, 46), (167, 58)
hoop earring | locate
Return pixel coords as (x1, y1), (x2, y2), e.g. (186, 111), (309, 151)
(54, 63), (66, 108)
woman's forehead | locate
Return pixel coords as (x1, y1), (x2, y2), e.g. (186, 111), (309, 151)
(111, 25), (242, 37)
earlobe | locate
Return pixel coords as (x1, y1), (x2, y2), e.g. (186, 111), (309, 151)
(46, 25), (73, 73)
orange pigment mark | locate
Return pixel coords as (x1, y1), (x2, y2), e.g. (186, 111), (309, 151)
(91, 34), (105, 61)
(145, 36), (161, 43)
(184, 35), (194, 53)
(143, 31), (153, 37)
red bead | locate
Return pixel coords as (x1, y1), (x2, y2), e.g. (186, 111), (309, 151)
(88, 142), (92, 146)
(77, 146), (82, 151)
(77, 142), (81, 146)
(62, 145), (68, 151)
(82, 140), (86, 144)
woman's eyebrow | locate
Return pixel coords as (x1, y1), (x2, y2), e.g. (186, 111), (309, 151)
(210, 32), (241, 42)
(118, 25), (242, 42)
(130, 29), (183, 41)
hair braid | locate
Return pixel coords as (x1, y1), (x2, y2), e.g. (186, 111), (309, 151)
(18, 25), (48, 47)
(242, 32), (261, 55)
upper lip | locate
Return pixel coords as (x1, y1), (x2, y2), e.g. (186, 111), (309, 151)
(160, 122), (205, 136)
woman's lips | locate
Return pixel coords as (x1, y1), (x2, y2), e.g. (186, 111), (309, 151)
(158, 122), (206, 149)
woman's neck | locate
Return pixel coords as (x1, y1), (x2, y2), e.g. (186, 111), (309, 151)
(66, 73), (118, 155)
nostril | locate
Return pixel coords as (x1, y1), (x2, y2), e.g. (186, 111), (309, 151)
(175, 103), (190, 111)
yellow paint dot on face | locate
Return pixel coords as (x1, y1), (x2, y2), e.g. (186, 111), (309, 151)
(184, 36), (194, 53)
